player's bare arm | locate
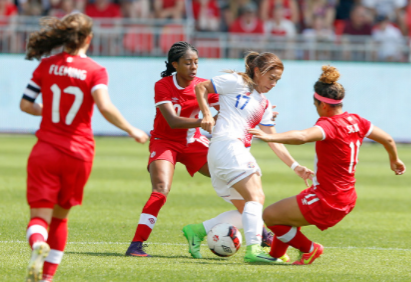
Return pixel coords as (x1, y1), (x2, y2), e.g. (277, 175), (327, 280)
(249, 126), (324, 145)
(259, 124), (314, 186)
(157, 103), (202, 129)
(20, 99), (43, 116)
(195, 80), (215, 133)
(92, 88), (148, 144)
(367, 126), (406, 175)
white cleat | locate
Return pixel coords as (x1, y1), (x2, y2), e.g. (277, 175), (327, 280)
(26, 242), (50, 282)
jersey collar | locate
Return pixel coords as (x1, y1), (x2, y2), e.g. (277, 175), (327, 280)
(173, 74), (185, 90)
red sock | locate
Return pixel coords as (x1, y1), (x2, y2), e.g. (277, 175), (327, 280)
(42, 218), (68, 281)
(27, 217), (49, 248)
(269, 227), (302, 258)
(268, 225), (312, 253)
(132, 192), (167, 242)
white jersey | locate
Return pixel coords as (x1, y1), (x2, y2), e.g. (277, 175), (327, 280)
(211, 72), (274, 147)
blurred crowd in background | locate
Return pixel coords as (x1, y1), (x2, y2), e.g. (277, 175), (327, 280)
(0, 0), (410, 62)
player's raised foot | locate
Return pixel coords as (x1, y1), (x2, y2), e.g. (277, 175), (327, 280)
(125, 241), (151, 257)
(293, 243), (324, 265)
(182, 223), (206, 259)
(244, 244), (285, 264)
(26, 241), (50, 282)
(261, 230), (274, 248)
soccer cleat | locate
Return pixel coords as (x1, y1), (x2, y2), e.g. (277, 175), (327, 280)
(244, 244), (285, 264)
(26, 242), (50, 282)
(125, 241), (151, 257)
(261, 230), (274, 248)
(293, 243), (324, 265)
(182, 223), (207, 259)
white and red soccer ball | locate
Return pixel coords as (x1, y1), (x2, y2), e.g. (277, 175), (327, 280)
(207, 223), (242, 257)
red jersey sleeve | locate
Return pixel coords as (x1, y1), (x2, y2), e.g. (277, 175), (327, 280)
(359, 116), (373, 137)
(154, 80), (172, 106)
(90, 67), (108, 93)
(23, 61), (44, 102)
(315, 118), (335, 141)
(208, 93), (219, 107)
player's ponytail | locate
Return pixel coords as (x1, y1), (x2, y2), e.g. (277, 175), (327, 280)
(161, 41), (198, 77)
(26, 13), (93, 60)
(231, 51), (284, 91)
(314, 65), (345, 107)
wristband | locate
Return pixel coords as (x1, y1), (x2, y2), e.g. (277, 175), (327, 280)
(290, 161), (299, 171)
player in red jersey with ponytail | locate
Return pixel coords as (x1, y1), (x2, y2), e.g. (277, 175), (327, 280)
(21, 13), (148, 282)
(249, 65), (406, 265)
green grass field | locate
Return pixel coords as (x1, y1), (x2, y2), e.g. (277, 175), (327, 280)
(1, 135), (410, 281)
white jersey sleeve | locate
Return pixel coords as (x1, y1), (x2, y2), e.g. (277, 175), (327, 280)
(211, 73), (241, 95)
(259, 100), (274, 126)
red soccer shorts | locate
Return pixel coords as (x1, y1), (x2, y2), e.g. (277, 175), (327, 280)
(148, 136), (209, 176)
(27, 141), (93, 209)
(296, 186), (356, 231)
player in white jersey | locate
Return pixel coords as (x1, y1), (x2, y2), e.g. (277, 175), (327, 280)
(182, 52), (313, 264)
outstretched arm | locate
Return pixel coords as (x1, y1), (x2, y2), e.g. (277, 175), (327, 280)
(92, 88), (148, 144)
(367, 126), (406, 175)
(195, 80), (215, 133)
(259, 125), (314, 186)
(249, 126), (324, 145)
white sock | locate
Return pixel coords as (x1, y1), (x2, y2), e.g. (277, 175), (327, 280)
(242, 201), (263, 246)
(202, 210), (243, 234)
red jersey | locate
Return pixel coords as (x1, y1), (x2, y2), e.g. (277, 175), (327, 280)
(85, 3), (121, 18)
(151, 75), (219, 145)
(312, 112), (373, 209)
(229, 18), (265, 34)
(23, 52), (109, 162)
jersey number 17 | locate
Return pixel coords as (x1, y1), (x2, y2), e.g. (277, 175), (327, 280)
(51, 84), (84, 125)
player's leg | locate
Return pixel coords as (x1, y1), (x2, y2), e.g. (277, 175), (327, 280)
(263, 196), (323, 265)
(41, 205), (70, 282)
(26, 142), (61, 281)
(230, 173), (283, 264)
(126, 160), (173, 257)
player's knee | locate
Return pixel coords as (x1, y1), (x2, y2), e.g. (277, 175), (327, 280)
(262, 208), (274, 225)
(152, 182), (170, 196)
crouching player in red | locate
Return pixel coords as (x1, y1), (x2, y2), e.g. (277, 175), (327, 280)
(21, 13), (148, 281)
(249, 65), (406, 265)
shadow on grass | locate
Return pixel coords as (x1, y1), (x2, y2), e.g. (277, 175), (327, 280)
(65, 251), (125, 257)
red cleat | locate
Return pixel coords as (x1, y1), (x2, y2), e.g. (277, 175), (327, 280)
(293, 243), (323, 265)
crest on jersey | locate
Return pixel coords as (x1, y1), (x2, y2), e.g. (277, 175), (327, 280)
(66, 57), (73, 63)
(247, 162), (255, 168)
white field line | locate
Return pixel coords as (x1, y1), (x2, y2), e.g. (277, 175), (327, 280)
(1, 240), (411, 252)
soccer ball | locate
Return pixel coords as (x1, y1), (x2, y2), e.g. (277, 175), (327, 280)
(207, 223), (242, 257)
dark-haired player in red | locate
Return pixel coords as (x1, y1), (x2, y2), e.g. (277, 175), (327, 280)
(250, 65), (406, 265)
(21, 13), (148, 282)
(125, 41), (221, 257)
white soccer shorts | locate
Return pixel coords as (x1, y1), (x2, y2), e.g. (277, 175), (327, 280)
(208, 137), (262, 203)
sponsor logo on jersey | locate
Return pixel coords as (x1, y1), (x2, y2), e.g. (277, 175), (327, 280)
(151, 151), (156, 158)
(172, 97), (179, 102)
(247, 162), (255, 168)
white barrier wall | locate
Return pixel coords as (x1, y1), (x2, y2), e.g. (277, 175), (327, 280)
(1, 54), (410, 141)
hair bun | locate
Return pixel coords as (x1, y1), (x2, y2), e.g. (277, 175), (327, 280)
(319, 65), (340, 84)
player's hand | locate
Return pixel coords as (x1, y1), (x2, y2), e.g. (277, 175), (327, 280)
(248, 128), (272, 142)
(294, 165), (314, 187)
(391, 159), (406, 175)
(201, 114), (215, 134)
(128, 127), (149, 144)
(271, 105), (279, 123)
